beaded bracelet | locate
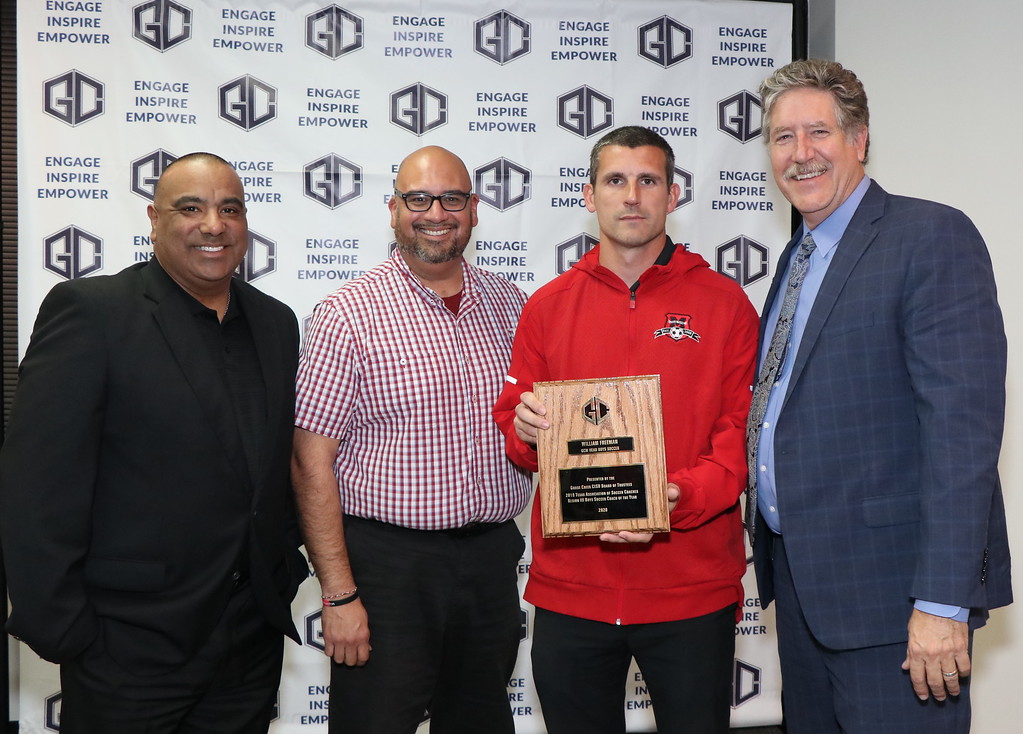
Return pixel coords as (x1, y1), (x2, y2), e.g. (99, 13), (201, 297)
(323, 590), (360, 607)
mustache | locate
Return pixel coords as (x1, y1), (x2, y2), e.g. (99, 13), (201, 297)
(784, 161), (830, 180)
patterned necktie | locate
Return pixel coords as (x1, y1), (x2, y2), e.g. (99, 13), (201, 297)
(745, 232), (817, 544)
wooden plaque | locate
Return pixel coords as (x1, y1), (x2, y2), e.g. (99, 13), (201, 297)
(533, 375), (669, 538)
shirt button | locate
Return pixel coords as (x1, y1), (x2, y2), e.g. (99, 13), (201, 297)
(759, 465), (767, 473)
(763, 421), (770, 428)
(769, 506), (777, 513)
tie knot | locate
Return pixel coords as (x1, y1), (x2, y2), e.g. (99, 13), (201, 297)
(801, 231), (817, 255)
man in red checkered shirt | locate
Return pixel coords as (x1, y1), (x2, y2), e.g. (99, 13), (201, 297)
(292, 146), (532, 734)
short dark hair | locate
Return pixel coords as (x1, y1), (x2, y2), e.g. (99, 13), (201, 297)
(588, 126), (675, 187)
(154, 152), (234, 198)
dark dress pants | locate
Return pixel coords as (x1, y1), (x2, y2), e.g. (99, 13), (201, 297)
(59, 583), (285, 734)
(328, 516), (524, 734)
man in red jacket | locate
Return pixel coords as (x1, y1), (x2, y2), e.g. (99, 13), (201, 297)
(494, 126), (758, 734)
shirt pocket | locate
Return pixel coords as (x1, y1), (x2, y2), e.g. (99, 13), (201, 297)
(363, 345), (445, 416)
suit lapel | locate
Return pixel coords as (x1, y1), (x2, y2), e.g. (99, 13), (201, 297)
(783, 181), (887, 402)
(141, 263), (252, 493)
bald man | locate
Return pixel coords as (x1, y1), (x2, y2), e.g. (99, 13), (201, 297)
(0, 152), (306, 733)
(292, 146), (532, 733)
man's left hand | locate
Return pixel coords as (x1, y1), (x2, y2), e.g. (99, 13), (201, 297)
(902, 608), (970, 701)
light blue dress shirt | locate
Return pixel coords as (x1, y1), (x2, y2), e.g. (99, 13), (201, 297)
(755, 175), (965, 622)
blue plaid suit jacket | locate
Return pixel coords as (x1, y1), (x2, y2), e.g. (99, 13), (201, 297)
(752, 180), (1012, 650)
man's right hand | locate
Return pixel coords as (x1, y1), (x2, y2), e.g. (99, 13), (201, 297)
(513, 391), (549, 446)
(321, 599), (372, 666)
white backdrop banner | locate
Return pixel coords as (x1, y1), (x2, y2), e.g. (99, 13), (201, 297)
(16, 0), (792, 730)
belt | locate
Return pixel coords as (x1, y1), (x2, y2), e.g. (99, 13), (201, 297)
(343, 514), (511, 539)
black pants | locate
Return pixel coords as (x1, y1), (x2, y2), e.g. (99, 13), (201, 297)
(329, 516), (524, 734)
(59, 584), (284, 734)
(531, 604), (737, 734)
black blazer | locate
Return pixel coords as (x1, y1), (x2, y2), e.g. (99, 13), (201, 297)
(0, 259), (305, 672)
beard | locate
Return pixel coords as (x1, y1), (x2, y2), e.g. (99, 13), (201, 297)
(393, 225), (469, 265)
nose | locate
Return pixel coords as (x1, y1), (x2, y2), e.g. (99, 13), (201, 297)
(423, 197), (447, 218)
(793, 131), (813, 163)
(200, 208), (227, 235)
(624, 179), (640, 204)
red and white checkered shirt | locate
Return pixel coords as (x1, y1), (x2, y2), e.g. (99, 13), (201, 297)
(295, 251), (532, 530)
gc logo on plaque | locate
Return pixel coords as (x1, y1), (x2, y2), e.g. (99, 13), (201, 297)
(533, 375), (669, 537)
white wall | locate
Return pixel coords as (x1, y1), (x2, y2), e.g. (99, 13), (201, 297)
(834, 1), (1022, 729)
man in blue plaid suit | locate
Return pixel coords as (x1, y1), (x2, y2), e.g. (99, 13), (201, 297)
(747, 59), (1011, 734)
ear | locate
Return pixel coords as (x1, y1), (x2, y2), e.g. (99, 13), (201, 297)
(666, 182), (681, 213)
(469, 193), (480, 227)
(853, 126), (868, 162)
(388, 194), (399, 229)
(147, 204), (159, 239)
(582, 183), (596, 213)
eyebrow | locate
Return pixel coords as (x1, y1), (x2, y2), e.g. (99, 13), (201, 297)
(602, 170), (662, 181)
(169, 195), (245, 208)
(774, 119), (830, 132)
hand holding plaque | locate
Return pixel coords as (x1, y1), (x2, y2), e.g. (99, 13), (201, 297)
(532, 375), (669, 538)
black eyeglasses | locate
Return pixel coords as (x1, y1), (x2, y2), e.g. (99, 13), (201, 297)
(394, 190), (472, 212)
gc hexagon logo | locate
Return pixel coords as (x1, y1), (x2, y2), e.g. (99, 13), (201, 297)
(474, 158), (531, 211)
(306, 5), (364, 59)
(557, 86), (613, 139)
(44, 226), (104, 280)
(133, 0), (193, 52)
(555, 233), (599, 274)
(236, 230), (277, 282)
(44, 690), (62, 732)
(673, 165), (694, 210)
(303, 153), (362, 209)
(130, 149), (177, 201)
(731, 658), (762, 708)
(474, 10), (531, 65)
(718, 90), (762, 143)
(716, 235), (769, 287)
(305, 609), (325, 652)
(638, 16), (693, 68)
(390, 83), (448, 136)
(43, 70), (105, 127)
(219, 75), (278, 132)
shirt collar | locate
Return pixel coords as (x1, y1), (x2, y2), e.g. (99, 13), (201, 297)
(150, 257), (237, 320)
(802, 175), (871, 257)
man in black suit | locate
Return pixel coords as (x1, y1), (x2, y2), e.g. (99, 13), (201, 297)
(0, 152), (306, 733)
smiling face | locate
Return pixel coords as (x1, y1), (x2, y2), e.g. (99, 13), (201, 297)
(147, 157), (248, 302)
(583, 144), (680, 253)
(389, 147), (478, 266)
(767, 87), (868, 229)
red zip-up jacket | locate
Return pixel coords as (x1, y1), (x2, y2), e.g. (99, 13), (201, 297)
(493, 240), (758, 624)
